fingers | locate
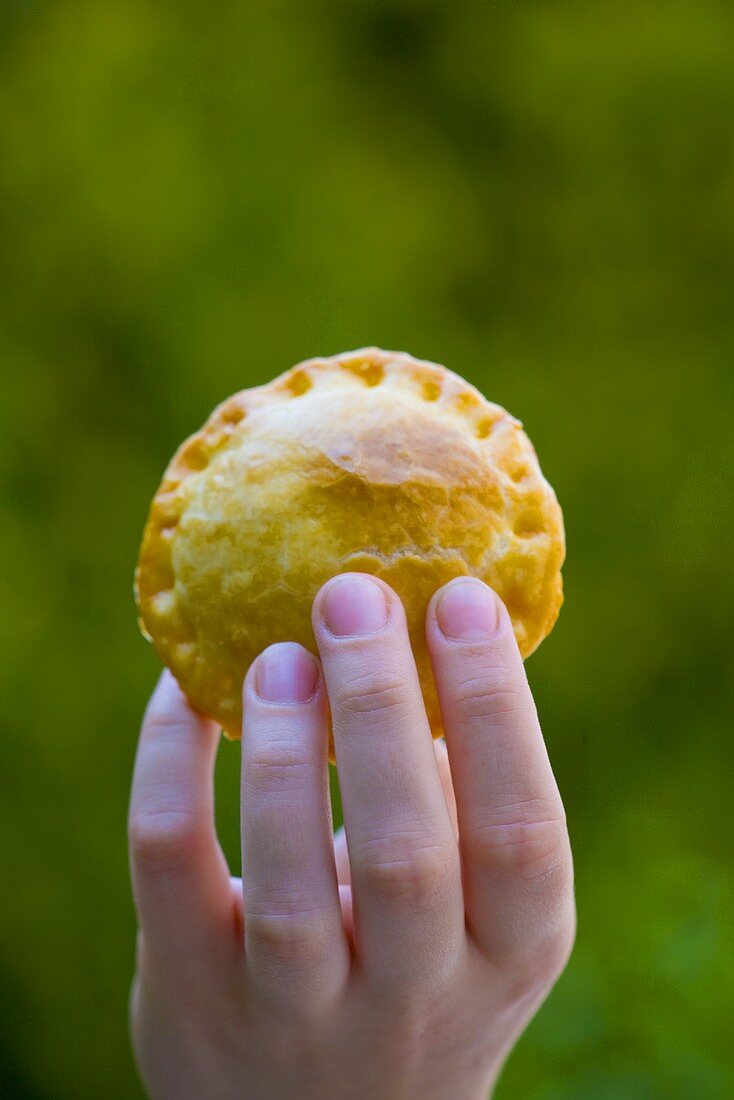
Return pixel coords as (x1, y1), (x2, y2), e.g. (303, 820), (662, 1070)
(333, 740), (458, 886)
(426, 578), (575, 981)
(312, 575), (463, 990)
(241, 643), (349, 1014)
(128, 672), (233, 977)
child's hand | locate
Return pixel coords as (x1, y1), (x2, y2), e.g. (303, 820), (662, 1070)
(129, 575), (575, 1099)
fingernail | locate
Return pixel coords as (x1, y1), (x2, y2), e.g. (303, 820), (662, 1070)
(321, 574), (388, 637)
(436, 579), (501, 641)
(255, 643), (319, 703)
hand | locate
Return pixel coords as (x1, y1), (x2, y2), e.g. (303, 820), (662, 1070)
(128, 575), (575, 1099)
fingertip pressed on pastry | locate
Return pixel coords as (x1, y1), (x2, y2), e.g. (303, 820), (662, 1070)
(135, 348), (564, 750)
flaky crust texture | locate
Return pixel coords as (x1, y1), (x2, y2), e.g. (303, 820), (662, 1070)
(135, 348), (565, 747)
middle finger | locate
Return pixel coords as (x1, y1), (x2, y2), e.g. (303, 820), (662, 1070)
(313, 574), (463, 990)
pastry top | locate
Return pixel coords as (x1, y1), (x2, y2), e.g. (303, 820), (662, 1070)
(135, 348), (565, 741)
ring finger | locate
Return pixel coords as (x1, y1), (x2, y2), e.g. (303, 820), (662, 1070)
(241, 642), (349, 1015)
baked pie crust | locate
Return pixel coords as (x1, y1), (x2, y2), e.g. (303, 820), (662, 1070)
(135, 348), (565, 745)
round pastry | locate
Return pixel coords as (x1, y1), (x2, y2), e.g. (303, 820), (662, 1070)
(135, 348), (564, 748)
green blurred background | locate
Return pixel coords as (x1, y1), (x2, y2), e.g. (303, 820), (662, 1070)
(1, 1), (732, 1096)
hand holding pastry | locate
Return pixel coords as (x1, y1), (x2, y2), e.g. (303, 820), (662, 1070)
(129, 575), (574, 1100)
(130, 350), (573, 1098)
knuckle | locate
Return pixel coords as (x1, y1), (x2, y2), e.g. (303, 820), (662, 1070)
(453, 668), (529, 724)
(336, 668), (408, 720)
(465, 798), (570, 880)
(245, 738), (318, 791)
(144, 708), (186, 735)
(246, 906), (331, 964)
(545, 911), (577, 977)
(129, 809), (205, 874)
(501, 907), (577, 1000)
(359, 836), (456, 906)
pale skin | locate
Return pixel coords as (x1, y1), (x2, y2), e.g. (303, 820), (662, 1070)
(129, 574), (575, 1099)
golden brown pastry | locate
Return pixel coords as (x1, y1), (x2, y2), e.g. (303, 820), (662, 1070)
(135, 348), (564, 746)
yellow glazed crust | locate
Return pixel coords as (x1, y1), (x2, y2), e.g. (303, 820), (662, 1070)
(135, 348), (565, 747)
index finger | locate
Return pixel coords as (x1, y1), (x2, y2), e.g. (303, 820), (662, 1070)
(426, 579), (575, 978)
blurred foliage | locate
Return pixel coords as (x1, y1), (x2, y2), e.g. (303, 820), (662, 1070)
(1, 0), (733, 1096)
